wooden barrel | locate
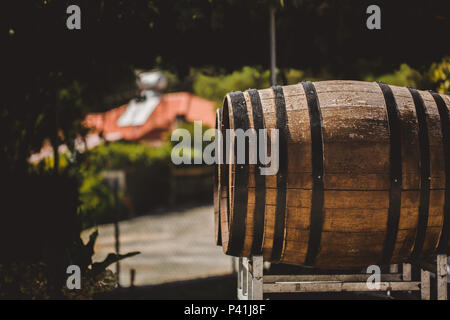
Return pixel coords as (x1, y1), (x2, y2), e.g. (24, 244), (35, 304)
(218, 80), (450, 269)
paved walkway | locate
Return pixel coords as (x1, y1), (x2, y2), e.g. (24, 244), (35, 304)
(82, 205), (233, 287)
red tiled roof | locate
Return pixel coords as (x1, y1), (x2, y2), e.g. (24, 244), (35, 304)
(84, 92), (216, 141)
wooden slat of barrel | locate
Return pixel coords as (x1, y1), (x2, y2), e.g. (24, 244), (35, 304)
(416, 91), (446, 257)
(219, 80), (449, 269)
(219, 99), (233, 254)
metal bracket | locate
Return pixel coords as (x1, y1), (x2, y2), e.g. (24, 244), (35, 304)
(237, 255), (447, 300)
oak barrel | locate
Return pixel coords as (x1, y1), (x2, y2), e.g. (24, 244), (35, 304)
(217, 80), (450, 269)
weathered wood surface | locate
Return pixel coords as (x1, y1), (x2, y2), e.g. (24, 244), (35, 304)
(263, 273), (403, 283)
(217, 80), (449, 269)
(421, 269), (431, 300)
(263, 281), (421, 293)
(437, 254), (448, 300)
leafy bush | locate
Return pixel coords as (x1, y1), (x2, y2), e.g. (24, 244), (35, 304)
(78, 142), (172, 229)
(191, 66), (336, 106)
(429, 56), (450, 94)
(364, 63), (425, 88)
(364, 58), (449, 94)
(191, 61), (449, 102)
(283, 68), (305, 84)
(83, 141), (172, 170)
(192, 66), (271, 105)
(78, 173), (122, 229)
(170, 121), (213, 163)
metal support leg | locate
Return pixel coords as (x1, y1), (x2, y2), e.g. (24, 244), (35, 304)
(237, 257), (432, 300)
(243, 258), (248, 297)
(237, 257), (247, 300)
(437, 254), (448, 300)
(247, 258), (253, 299)
(238, 257), (242, 290)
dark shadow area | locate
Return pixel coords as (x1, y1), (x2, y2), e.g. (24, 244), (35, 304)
(95, 273), (437, 300)
(95, 274), (237, 300)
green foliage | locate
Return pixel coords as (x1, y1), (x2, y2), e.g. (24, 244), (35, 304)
(364, 58), (450, 94)
(192, 66), (318, 105)
(78, 174), (121, 229)
(1, 76), (86, 174)
(84, 141), (171, 171)
(428, 56), (450, 94)
(192, 66), (271, 105)
(365, 64), (425, 88)
(283, 68), (305, 84)
(170, 121), (213, 163)
(78, 142), (172, 229)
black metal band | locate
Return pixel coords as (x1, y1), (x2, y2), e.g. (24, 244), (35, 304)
(217, 207), (222, 246)
(302, 81), (325, 267)
(430, 91), (450, 253)
(378, 82), (403, 265)
(220, 100), (231, 249)
(215, 108), (223, 246)
(214, 111), (219, 245)
(247, 89), (266, 255)
(270, 86), (289, 262)
(408, 88), (430, 259)
(228, 91), (250, 256)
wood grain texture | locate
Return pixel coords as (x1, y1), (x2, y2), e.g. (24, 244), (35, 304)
(218, 80), (449, 268)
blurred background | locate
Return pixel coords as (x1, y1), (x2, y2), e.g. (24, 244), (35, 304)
(0, 0), (448, 299)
